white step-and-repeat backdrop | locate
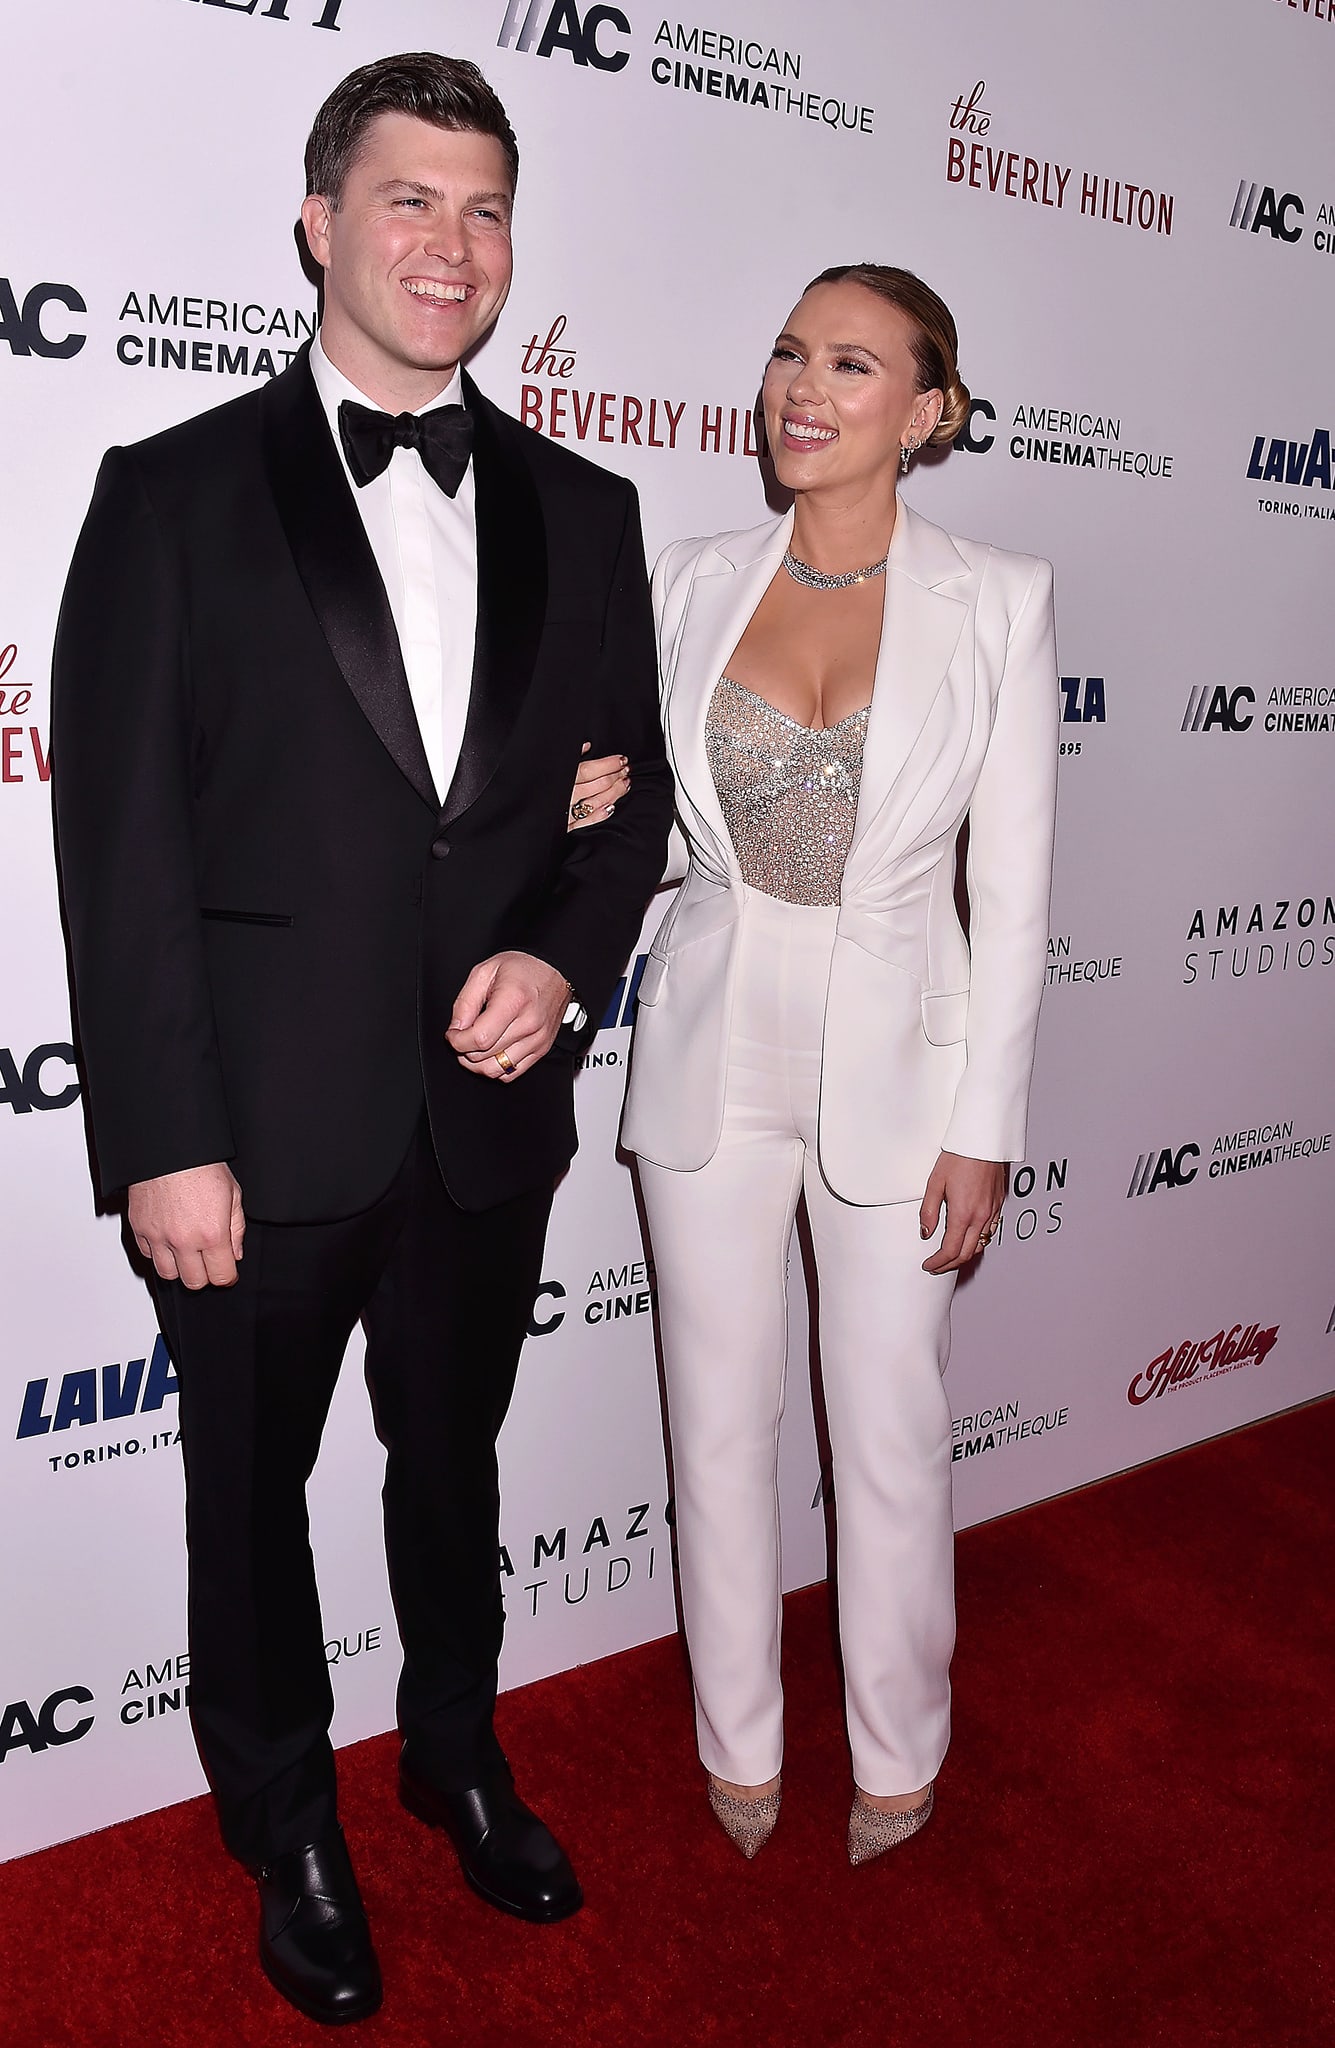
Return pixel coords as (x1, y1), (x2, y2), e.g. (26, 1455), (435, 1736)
(3, 0), (1331, 1861)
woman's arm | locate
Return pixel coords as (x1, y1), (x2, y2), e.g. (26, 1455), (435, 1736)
(940, 557), (1059, 1165)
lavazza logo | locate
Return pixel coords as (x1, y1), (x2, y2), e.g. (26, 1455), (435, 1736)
(1247, 422), (1335, 525)
(1127, 1320), (1279, 1405)
(498, 5), (877, 136)
(1183, 891), (1334, 986)
(1058, 673), (1106, 761)
(1181, 677), (1333, 739)
(1126, 1117), (1330, 1198)
(520, 316), (766, 470)
(16, 1334), (181, 1473)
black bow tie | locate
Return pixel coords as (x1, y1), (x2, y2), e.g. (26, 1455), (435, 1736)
(338, 398), (475, 498)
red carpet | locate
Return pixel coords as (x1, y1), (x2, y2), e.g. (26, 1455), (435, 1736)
(3, 1400), (1332, 2048)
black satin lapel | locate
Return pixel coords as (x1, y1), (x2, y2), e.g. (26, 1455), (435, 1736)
(260, 352), (436, 810)
(441, 380), (548, 828)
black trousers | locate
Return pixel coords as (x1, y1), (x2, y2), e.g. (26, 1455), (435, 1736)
(151, 1115), (554, 1869)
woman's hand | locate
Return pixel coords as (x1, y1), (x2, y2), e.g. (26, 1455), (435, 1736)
(568, 741), (630, 830)
(919, 1152), (1007, 1274)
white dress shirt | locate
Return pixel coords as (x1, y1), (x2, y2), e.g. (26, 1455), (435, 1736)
(310, 332), (477, 806)
(309, 336), (585, 1030)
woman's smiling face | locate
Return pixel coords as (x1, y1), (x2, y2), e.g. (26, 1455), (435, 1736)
(762, 280), (943, 496)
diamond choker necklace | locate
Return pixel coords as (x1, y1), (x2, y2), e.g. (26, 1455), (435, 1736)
(783, 547), (890, 591)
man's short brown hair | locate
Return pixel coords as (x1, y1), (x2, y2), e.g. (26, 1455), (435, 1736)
(305, 52), (519, 206)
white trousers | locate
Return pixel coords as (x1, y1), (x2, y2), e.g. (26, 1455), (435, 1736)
(638, 887), (957, 1795)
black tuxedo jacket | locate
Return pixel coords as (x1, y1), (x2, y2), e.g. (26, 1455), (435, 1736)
(52, 346), (673, 1219)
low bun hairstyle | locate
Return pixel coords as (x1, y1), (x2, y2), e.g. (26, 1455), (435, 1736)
(805, 264), (970, 445)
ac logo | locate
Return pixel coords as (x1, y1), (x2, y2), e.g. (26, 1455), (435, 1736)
(953, 396), (996, 454)
(1182, 684), (1255, 733)
(0, 1688), (94, 1763)
(1230, 180), (1304, 243)
(497, 0), (631, 69)
(1127, 1144), (1200, 1198)
(0, 1044), (80, 1114)
(0, 279), (86, 360)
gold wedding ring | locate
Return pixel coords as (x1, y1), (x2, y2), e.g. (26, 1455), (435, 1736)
(495, 1048), (515, 1074)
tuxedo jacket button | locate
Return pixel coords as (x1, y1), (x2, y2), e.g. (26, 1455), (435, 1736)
(430, 837), (450, 860)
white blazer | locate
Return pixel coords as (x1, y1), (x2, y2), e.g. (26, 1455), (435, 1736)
(620, 500), (1058, 1205)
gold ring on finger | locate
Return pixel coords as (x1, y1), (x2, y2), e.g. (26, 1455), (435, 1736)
(495, 1048), (515, 1074)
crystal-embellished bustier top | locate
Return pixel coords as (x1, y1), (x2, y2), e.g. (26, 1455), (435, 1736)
(704, 675), (870, 907)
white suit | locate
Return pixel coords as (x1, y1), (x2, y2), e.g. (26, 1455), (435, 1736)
(622, 501), (1058, 1795)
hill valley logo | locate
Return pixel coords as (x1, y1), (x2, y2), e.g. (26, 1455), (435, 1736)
(1127, 1321), (1279, 1405)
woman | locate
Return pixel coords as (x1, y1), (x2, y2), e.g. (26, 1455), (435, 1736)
(573, 266), (1057, 1863)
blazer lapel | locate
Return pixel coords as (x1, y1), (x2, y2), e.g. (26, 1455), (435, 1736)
(849, 502), (969, 861)
(440, 377), (548, 827)
(260, 347), (436, 810)
(665, 511), (791, 879)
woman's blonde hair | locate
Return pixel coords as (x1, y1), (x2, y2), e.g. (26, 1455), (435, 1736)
(805, 264), (970, 444)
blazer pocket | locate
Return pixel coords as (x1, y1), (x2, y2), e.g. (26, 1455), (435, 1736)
(634, 952), (668, 1006)
(200, 908), (294, 929)
(921, 988), (968, 1045)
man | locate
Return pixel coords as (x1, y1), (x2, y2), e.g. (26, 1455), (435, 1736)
(52, 53), (671, 2026)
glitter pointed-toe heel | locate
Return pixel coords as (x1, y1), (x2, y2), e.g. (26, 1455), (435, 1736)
(847, 1783), (934, 1866)
(707, 1775), (782, 1860)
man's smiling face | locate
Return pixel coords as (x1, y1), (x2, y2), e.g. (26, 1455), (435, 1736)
(302, 110), (514, 401)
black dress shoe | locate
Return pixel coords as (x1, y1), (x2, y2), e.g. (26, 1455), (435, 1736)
(400, 1760), (583, 1923)
(256, 1826), (383, 2026)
